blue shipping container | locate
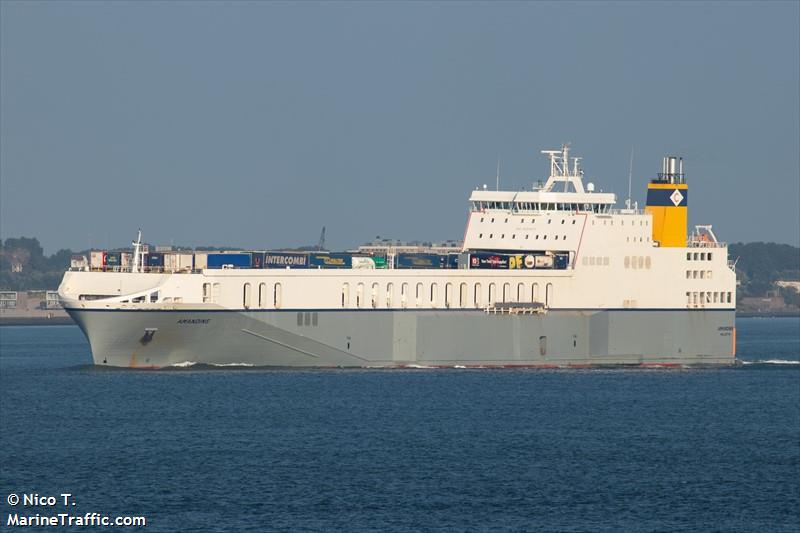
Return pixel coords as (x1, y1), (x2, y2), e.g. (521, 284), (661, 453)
(395, 253), (444, 269)
(309, 253), (351, 269)
(250, 252), (265, 269)
(147, 253), (164, 267)
(206, 253), (252, 269)
(264, 252), (309, 269)
(554, 254), (569, 270)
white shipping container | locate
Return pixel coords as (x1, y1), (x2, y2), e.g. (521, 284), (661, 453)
(351, 257), (376, 269)
(90, 251), (106, 269)
(71, 255), (89, 270)
(163, 252), (178, 271)
(193, 252), (208, 270)
(120, 252), (133, 268)
(534, 255), (554, 268)
(176, 253), (194, 271)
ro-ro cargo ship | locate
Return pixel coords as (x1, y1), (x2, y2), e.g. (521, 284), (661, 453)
(58, 146), (737, 368)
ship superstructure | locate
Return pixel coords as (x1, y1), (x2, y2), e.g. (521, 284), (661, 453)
(59, 146), (737, 368)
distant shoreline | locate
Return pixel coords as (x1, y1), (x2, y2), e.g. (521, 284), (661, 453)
(0, 316), (75, 326)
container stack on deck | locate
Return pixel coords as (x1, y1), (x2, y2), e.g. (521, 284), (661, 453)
(84, 249), (571, 272)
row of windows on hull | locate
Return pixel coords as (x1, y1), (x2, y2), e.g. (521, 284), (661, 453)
(340, 281), (554, 309)
(472, 202), (613, 213)
(229, 281), (556, 310)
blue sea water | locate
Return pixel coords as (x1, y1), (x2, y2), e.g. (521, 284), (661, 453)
(1, 318), (798, 532)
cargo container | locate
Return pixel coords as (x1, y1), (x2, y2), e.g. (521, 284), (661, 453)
(163, 252), (194, 272)
(207, 253), (251, 269)
(395, 253), (444, 269)
(309, 253), (351, 269)
(71, 255), (89, 270)
(554, 253), (569, 270)
(146, 252), (165, 268)
(507, 254), (538, 270)
(193, 252), (208, 270)
(372, 257), (388, 269)
(351, 257), (376, 269)
(90, 251), (107, 270)
(534, 255), (554, 269)
(106, 252), (122, 267)
(250, 252), (265, 269)
(264, 252), (308, 269)
(120, 252), (133, 269)
(446, 253), (460, 269)
(468, 253), (510, 269)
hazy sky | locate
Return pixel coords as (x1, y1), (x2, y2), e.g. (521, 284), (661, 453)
(2, 1), (798, 253)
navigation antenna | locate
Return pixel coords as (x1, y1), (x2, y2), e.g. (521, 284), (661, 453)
(626, 147), (634, 210)
(496, 156), (501, 191)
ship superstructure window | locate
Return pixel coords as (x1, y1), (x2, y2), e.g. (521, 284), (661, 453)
(445, 283), (453, 308)
(532, 283), (539, 302)
(430, 283), (438, 307)
(273, 283), (282, 309)
(459, 283), (467, 307)
(416, 283), (423, 307)
(546, 283), (553, 307)
(488, 283), (496, 304)
(503, 283), (511, 303)
(203, 283), (211, 303)
(341, 283), (349, 308)
(517, 283), (524, 302)
(386, 283), (394, 307)
(357, 283), (364, 308)
(474, 283), (482, 307)
(243, 283), (251, 309)
(401, 283), (408, 308)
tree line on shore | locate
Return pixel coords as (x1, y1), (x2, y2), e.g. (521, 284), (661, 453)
(1, 237), (798, 303)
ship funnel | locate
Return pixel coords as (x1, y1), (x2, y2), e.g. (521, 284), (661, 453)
(646, 155), (689, 247)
